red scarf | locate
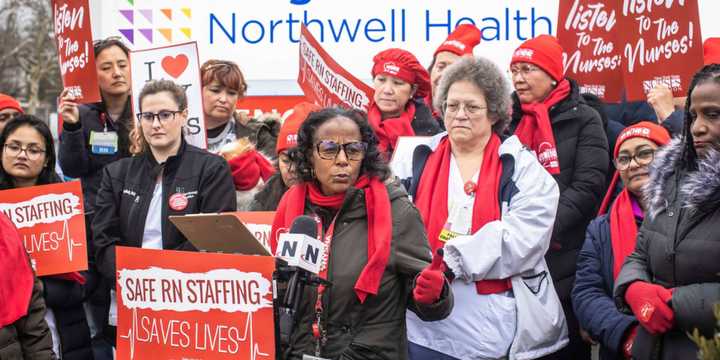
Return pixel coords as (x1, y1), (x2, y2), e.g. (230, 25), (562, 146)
(270, 175), (392, 303)
(0, 212), (34, 328)
(228, 150), (276, 191)
(606, 188), (639, 279)
(367, 101), (416, 153)
(514, 79), (570, 175)
(415, 134), (510, 294)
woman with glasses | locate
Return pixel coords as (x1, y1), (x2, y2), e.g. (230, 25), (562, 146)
(402, 56), (565, 360)
(572, 122), (670, 360)
(0, 114), (93, 359)
(506, 35), (609, 359)
(250, 102), (320, 211)
(368, 48), (441, 155)
(613, 64), (720, 359)
(92, 80), (236, 345)
(269, 107), (452, 359)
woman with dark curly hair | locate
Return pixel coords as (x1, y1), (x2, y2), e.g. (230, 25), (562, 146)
(269, 107), (452, 360)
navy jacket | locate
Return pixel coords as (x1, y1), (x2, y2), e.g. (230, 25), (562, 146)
(572, 214), (637, 360)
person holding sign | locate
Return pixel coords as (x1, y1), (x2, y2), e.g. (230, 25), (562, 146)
(614, 64), (720, 360)
(506, 34), (609, 360)
(270, 107), (452, 359)
(0, 212), (55, 359)
(250, 102), (320, 211)
(368, 48), (442, 155)
(0, 93), (23, 134)
(402, 57), (565, 360)
(572, 122), (670, 360)
(0, 114), (94, 359)
(92, 79), (236, 344)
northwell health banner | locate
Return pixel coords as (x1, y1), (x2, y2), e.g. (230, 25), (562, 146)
(115, 247), (276, 360)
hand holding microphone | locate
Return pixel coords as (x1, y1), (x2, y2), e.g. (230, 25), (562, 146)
(413, 248), (447, 305)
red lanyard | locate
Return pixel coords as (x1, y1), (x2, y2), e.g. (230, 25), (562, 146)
(311, 212), (339, 354)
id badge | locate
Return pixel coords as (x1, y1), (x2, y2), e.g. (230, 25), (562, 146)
(302, 355), (330, 360)
(90, 130), (118, 155)
(439, 201), (473, 243)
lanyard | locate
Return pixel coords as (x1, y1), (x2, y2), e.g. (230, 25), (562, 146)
(100, 112), (109, 132)
(311, 212), (339, 356)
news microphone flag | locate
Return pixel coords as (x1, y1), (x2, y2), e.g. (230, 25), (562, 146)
(276, 215), (325, 275)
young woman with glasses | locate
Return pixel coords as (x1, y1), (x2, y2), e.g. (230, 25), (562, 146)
(91, 79), (236, 347)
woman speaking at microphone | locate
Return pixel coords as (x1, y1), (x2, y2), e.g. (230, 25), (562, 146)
(270, 107), (452, 360)
(92, 79), (236, 344)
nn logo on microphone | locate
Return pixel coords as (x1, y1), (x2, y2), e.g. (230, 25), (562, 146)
(276, 233), (326, 274)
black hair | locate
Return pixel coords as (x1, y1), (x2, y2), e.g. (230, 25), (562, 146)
(93, 37), (130, 58)
(289, 107), (391, 183)
(681, 63), (720, 171)
(0, 115), (62, 189)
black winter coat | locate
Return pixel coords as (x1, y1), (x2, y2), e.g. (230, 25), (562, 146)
(92, 140), (237, 281)
(409, 99), (442, 137)
(282, 180), (452, 360)
(508, 79), (609, 300)
(0, 276), (55, 359)
(58, 100), (133, 213)
(41, 278), (92, 360)
(614, 139), (720, 360)
(249, 173), (287, 211)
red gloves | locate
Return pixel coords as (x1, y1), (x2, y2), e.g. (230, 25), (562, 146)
(227, 150), (275, 191)
(413, 249), (446, 305)
(625, 281), (674, 335)
(622, 325), (638, 358)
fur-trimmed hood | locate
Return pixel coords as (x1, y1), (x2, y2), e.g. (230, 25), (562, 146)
(645, 137), (720, 219)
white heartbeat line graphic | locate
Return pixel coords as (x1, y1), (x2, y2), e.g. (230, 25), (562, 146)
(62, 219), (83, 262)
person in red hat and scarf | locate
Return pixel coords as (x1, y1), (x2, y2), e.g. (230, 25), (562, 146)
(0, 114), (92, 359)
(401, 56), (566, 360)
(506, 34), (609, 360)
(0, 212), (55, 359)
(0, 93), (23, 134)
(368, 48), (442, 154)
(572, 122), (670, 360)
(270, 107), (452, 359)
(250, 102), (321, 211)
(427, 24), (481, 115)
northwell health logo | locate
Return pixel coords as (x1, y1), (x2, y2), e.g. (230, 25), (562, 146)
(115, 1), (193, 46)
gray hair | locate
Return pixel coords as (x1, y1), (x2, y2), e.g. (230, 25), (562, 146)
(433, 56), (511, 134)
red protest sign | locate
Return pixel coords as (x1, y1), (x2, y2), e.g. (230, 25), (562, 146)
(115, 247), (276, 360)
(0, 181), (88, 276)
(52, 0), (101, 104)
(621, 0), (703, 101)
(231, 211), (275, 252)
(558, 0), (624, 102)
(236, 96), (306, 122)
(298, 25), (374, 111)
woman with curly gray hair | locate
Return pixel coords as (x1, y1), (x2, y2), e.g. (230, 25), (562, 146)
(400, 56), (568, 359)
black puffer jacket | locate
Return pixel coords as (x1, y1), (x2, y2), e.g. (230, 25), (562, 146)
(282, 180), (452, 360)
(41, 278), (92, 360)
(249, 173), (287, 211)
(614, 139), (720, 360)
(508, 79), (609, 300)
(409, 99), (442, 137)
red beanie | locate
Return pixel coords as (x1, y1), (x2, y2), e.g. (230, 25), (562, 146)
(434, 24), (481, 57)
(276, 102), (321, 154)
(613, 121), (670, 158)
(511, 35), (564, 82)
(0, 94), (23, 113)
(704, 38), (720, 65)
(372, 48), (431, 98)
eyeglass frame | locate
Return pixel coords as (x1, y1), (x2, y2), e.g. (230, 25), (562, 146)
(509, 63), (541, 79)
(3, 143), (47, 160)
(614, 148), (656, 171)
(314, 140), (368, 161)
(135, 110), (183, 125)
(442, 101), (488, 117)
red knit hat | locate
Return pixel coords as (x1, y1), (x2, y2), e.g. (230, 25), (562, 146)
(0, 94), (23, 113)
(276, 102), (321, 154)
(434, 24), (481, 57)
(372, 48), (431, 98)
(703, 38), (720, 65)
(511, 35), (564, 82)
(599, 121), (671, 214)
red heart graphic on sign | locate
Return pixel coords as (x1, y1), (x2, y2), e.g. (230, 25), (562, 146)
(161, 54), (189, 79)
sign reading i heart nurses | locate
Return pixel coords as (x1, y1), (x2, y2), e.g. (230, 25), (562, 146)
(115, 247), (275, 360)
(130, 41), (207, 149)
(52, 0), (101, 103)
(0, 181), (88, 276)
(298, 25), (374, 112)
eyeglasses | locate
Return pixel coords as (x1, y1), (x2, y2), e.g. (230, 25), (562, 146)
(0, 111), (20, 123)
(509, 64), (540, 78)
(442, 101), (487, 116)
(3, 143), (46, 160)
(315, 140), (367, 161)
(136, 110), (182, 124)
(614, 148), (655, 170)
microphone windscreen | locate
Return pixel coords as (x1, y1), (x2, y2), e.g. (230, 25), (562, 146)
(289, 215), (318, 239)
